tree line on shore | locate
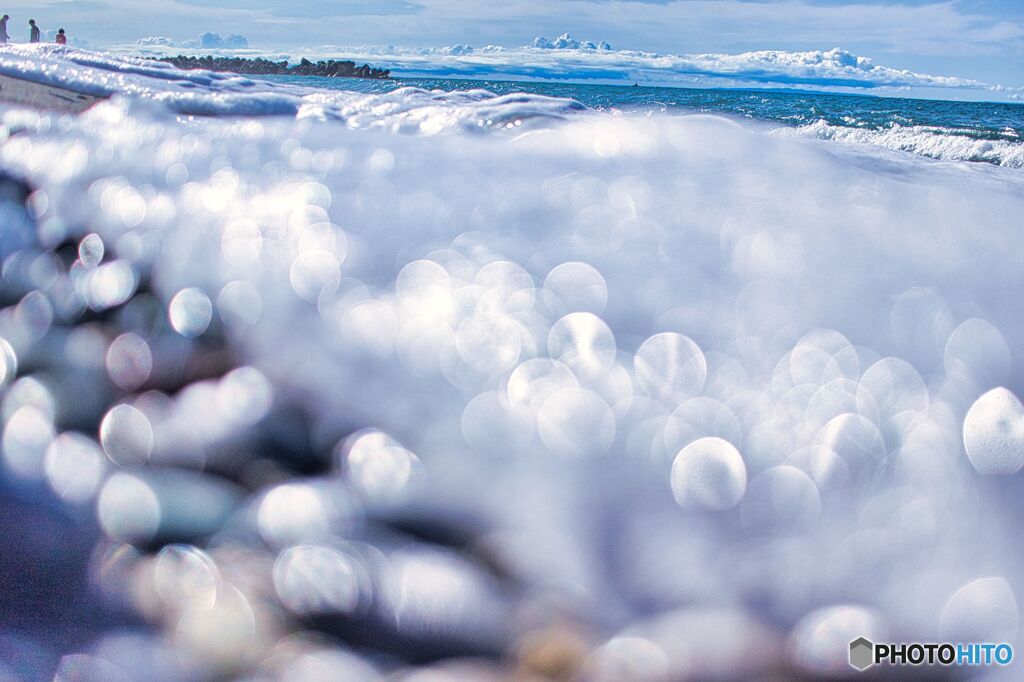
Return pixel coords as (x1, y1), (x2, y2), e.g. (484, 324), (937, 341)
(156, 55), (391, 79)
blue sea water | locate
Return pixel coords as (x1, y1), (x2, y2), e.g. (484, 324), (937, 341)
(270, 75), (1024, 145)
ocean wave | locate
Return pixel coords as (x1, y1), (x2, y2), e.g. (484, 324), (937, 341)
(780, 120), (1024, 168)
(1, 45), (1020, 170)
(0, 45), (585, 132)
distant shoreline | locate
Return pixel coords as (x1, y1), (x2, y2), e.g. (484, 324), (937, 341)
(155, 55), (391, 80)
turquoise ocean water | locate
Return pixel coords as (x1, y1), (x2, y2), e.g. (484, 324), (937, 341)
(269, 75), (1024, 152)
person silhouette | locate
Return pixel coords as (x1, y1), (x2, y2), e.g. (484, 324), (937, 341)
(29, 19), (40, 43)
(0, 15), (9, 45)
(56, 28), (66, 45)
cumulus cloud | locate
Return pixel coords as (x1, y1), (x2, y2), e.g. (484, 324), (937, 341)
(244, 40), (987, 93)
(117, 32), (1016, 98)
(138, 36), (175, 47)
(531, 33), (612, 51)
(176, 33), (249, 49)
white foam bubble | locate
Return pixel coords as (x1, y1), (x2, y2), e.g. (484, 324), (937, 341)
(97, 472), (162, 542)
(105, 333), (153, 391)
(168, 288), (213, 338)
(44, 433), (107, 504)
(543, 261), (608, 316)
(662, 397), (742, 467)
(670, 437), (747, 511)
(962, 387), (1024, 475)
(814, 413), (886, 472)
(789, 605), (885, 674)
(273, 545), (371, 616)
(634, 332), (707, 404)
(740, 465), (821, 531)
(944, 318), (1012, 390)
(548, 312), (617, 379)
(100, 404), (154, 466)
(940, 577), (1019, 643)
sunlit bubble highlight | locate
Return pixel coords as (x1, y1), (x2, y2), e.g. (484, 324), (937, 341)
(455, 313), (523, 376)
(940, 577), (1019, 643)
(217, 367), (273, 427)
(944, 318), (1011, 390)
(888, 287), (955, 368)
(548, 312), (616, 379)
(670, 437), (747, 511)
(168, 288), (213, 338)
(336, 298), (398, 358)
(44, 432), (108, 504)
(338, 429), (421, 502)
(381, 548), (493, 636)
(97, 472), (162, 542)
(106, 333), (153, 391)
(14, 291), (53, 343)
(740, 465), (821, 531)
(635, 332), (708, 403)
(258, 483), (338, 548)
(962, 387), (1024, 475)
(786, 329), (859, 387)
(153, 545), (220, 615)
(83, 260), (138, 311)
(785, 445), (849, 491)
(661, 397), (741, 468)
(857, 357), (929, 423)
(273, 545), (372, 616)
(2, 405), (56, 479)
(814, 413), (885, 473)
(507, 358), (579, 410)
(78, 233), (105, 268)
(474, 260), (535, 314)
(543, 261), (608, 316)
(217, 280), (263, 329)
(100, 404), (154, 466)
(789, 605), (884, 674)
(2, 375), (56, 422)
(173, 585), (260, 672)
(0, 337), (17, 390)
(584, 636), (670, 682)
(290, 249), (341, 303)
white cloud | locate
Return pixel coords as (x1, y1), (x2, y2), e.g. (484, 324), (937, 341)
(138, 36), (175, 47)
(8, 0), (1023, 86)
(114, 33), (1024, 101)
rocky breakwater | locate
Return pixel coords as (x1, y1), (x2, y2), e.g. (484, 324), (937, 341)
(156, 55), (391, 79)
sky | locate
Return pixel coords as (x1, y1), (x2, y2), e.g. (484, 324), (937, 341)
(9, 0), (1024, 89)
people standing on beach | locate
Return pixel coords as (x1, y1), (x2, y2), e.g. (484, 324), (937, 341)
(29, 19), (39, 43)
(0, 15), (9, 44)
(55, 28), (66, 45)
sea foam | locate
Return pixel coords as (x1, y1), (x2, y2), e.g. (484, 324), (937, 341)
(783, 119), (1024, 168)
(0, 48), (1023, 679)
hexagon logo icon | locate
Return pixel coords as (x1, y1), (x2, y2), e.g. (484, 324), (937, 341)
(849, 637), (874, 671)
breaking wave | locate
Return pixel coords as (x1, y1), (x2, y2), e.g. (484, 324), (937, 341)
(782, 119), (1024, 168)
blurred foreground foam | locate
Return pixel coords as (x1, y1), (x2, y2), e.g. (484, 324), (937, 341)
(0, 57), (1022, 679)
